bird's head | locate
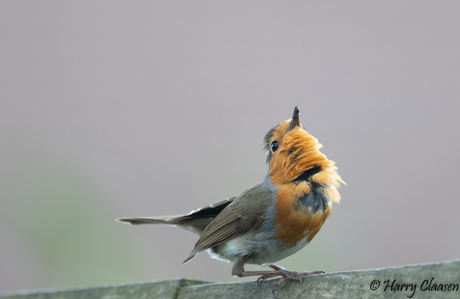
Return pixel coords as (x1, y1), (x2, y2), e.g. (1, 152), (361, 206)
(263, 107), (344, 189)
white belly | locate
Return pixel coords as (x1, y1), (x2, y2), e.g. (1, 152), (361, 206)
(208, 231), (310, 266)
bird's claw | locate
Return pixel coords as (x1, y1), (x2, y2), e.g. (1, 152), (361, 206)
(268, 267), (325, 298)
(257, 275), (270, 286)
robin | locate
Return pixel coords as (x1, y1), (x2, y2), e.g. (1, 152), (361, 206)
(118, 107), (344, 297)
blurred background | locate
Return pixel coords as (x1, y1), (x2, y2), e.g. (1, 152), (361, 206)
(1, 1), (460, 293)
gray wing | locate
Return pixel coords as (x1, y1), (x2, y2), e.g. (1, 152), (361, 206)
(183, 183), (274, 263)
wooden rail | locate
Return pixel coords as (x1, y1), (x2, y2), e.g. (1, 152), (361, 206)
(2, 259), (459, 298)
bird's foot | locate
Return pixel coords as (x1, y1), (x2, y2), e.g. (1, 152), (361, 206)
(257, 264), (325, 299)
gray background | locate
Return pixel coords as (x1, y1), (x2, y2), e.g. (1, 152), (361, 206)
(1, 1), (459, 293)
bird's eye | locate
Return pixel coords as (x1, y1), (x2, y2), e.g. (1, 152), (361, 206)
(271, 141), (279, 152)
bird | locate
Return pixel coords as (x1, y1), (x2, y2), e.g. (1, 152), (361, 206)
(117, 106), (344, 297)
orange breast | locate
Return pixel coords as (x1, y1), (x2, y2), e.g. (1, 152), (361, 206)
(273, 184), (332, 247)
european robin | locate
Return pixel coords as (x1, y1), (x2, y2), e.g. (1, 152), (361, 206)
(118, 107), (344, 297)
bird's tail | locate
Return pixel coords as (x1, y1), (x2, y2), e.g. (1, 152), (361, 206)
(116, 215), (210, 235)
(117, 197), (236, 236)
(116, 216), (175, 226)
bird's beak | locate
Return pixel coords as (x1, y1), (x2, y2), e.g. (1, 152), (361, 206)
(289, 106), (300, 131)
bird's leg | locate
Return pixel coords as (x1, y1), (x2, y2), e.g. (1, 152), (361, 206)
(267, 264), (325, 282)
(232, 261), (324, 298)
(264, 264), (325, 297)
(236, 264), (325, 282)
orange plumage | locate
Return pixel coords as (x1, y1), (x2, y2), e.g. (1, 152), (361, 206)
(266, 118), (344, 247)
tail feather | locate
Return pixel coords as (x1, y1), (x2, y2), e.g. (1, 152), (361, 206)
(182, 249), (199, 264)
(117, 197), (236, 233)
(116, 216), (176, 225)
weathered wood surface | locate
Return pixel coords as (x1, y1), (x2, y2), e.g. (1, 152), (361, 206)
(2, 260), (459, 299)
(0, 279), (207, 299)
(179, 260), (460, 299)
